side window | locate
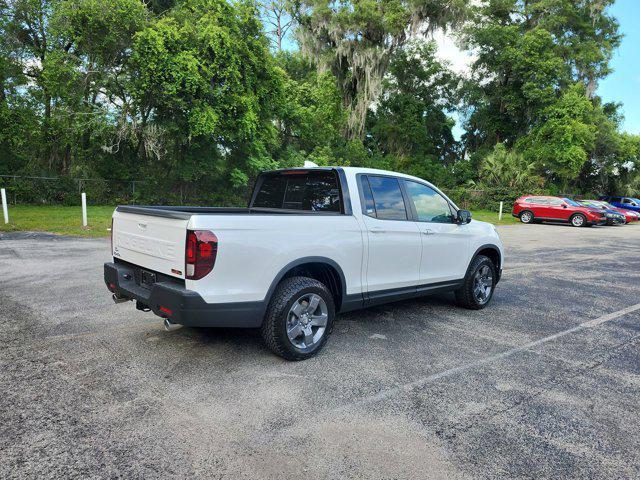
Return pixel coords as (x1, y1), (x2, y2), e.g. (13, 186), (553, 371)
(622, 198), (632, 204)
(405, 180), (455, 223)
(360, 176), (376, 216)
(549, 198), (563, 206)
(366, 176), (408, 220)
(611, 197), (622, 203)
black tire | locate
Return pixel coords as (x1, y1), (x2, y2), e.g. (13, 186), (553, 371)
(261, 276), (335, 361)
(454, 255), (497, 310)
(519, 210), (534, 224)
(570, 213), (587, 227)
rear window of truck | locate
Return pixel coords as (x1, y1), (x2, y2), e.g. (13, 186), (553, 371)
(252, 170), (342, 212)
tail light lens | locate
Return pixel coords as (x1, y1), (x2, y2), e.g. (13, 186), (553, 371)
(185, 230), (218, 280)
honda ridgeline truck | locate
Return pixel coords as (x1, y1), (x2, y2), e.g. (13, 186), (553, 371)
(105, 167), (504, 360)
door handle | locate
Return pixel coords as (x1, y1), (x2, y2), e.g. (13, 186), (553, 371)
(370, 227), (387, 234)
(422, 229), (435, 235)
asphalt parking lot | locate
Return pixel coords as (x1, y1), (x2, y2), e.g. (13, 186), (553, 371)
(1, 223), (640, 479)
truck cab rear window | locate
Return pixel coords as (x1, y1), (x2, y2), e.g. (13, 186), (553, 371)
(252, 171), (341, 212)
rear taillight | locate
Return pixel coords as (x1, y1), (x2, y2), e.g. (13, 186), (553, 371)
(185, 230), (218, 280)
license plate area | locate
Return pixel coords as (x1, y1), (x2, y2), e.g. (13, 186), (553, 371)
(140, 270), (157, 289)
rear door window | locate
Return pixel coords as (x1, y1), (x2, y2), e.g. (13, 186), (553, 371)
(366, 176), (408, 220)
(252, 171), (341, 212)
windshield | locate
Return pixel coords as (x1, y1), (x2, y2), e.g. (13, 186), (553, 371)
(563, 198), (581, 207)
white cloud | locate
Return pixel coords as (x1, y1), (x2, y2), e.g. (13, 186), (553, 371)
(432, 30), (475, 77)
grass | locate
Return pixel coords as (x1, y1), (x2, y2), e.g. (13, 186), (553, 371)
(0, 205), (115, 237)
(471, 209), (519, 226)
(0, 205), (518, 237)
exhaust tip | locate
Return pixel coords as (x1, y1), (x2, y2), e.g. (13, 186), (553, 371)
(112, 293), (129, 304)
(164, 318), (180, 331)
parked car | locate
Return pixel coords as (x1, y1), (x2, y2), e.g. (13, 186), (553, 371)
(580, 200), (639, 224)
(512, 196), (606, 227)
(599, 196), (640, 213)
(104, 166), (504, 360)
(578, 200), (627, 225)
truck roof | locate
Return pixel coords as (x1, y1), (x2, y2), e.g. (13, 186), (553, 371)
(271, 165), (438, 185)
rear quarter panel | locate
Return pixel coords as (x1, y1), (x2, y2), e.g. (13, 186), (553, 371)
(187, 214), (364, 304)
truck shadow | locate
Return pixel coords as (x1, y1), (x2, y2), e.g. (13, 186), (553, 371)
(170, 293), (461, 350)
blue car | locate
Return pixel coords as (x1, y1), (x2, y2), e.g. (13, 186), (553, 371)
(599, 196), (640, 213)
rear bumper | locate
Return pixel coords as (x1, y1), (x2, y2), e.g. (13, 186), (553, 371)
(104, 262), (264, 328)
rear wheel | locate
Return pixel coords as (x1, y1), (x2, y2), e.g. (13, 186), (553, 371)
(455, 255), (496, 310)
(519, 211), (534, 224)
(570, 214), (587, 227)
(261, 276), (335, 361)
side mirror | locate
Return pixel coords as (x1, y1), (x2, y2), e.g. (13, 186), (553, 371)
(456, 210), (472, 224)
(562, 204), (568, 208)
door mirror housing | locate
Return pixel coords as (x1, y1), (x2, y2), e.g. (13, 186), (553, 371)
(456, 210), (472, 224)
(562, 204), (568, 208)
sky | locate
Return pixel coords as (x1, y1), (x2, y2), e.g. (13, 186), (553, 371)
(597, 0), (640, 134)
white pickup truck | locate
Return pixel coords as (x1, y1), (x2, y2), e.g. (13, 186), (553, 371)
(105, 167), (504, 360)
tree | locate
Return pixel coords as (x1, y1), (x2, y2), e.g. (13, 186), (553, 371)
(517, 84), (596, 186)
(461, 0), (620, 152)
(2, 0), (146, 175)
(479, 143), (543, 190)
(260, 0), (295, 51)
(295, 0), (467, 140)
(367, 41), (459, 176)
(129, 0), (285, 197)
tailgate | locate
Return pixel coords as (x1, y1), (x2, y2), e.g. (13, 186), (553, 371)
(112, 211), (189, 278)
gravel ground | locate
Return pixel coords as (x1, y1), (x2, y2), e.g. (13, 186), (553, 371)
(1, 224), (639, 479)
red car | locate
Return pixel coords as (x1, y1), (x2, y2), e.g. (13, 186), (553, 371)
(581, 200), (640, 224)
(512, 196), (606, 227)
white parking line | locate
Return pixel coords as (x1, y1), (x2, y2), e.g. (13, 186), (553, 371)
(349, 303), (640, 408)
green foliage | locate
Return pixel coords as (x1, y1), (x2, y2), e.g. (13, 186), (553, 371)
(130, 0), (285, 191)
(461, 0), (620, 150)
(296, 0), (467, 139)
(0, 0), (637, 207)
(366, 41), (459, 186)
(479, 143), (544, 190)
(517, 84), (597, 184)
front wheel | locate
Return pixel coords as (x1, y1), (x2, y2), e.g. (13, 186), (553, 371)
(570, 214), (587, 227)
(455, 255), (497, 310)
(261, 276), (335, 361)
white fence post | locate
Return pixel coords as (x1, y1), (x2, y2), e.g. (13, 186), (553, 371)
(81, 192), (87, 227)
(498, 201), (504, 221)
(1, 188), (8, 224)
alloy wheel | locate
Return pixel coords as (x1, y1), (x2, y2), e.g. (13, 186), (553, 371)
(286, 293), (328, 349)
(472, 265), (493, 305)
